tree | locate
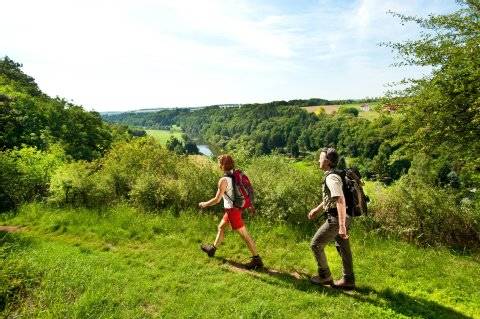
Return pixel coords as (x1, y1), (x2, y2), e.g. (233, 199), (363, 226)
(384, 1), (480, 185)
(338, 106), (359, 117)
(166, 136), (184, 154)
(0, 56), (42, 96)
(184, 141), (199, 155)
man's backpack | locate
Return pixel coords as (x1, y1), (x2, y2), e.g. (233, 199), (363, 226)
(325, 168), (369, 217)
(224, 170), (255, 211)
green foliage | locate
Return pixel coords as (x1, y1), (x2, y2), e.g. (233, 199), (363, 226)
(0, 233), (40, 313)
(165, 136), (183, 154)
(103, 109), (191, 129)
(184, 140), (200, 155)
(1, 203), (479, 318)
(337, 106), (359, 117)
(48, 161), (116, 208)
(0, 57), (41, 96)
(49, 138), (217, 211)
(360, 2), (480, 247)
(370, 173), (480, 250)
(47, 140), (323, 226)
(103, 99), (406, 182)
(165, 135), (199, 155)
(0, 56), (121, 161)
(384, 1), (480, 188)
(245, 156), (322, 225)
(0, 145), (66, 211)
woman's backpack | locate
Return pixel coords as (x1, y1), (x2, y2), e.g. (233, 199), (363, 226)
(224, 170), (255, 211)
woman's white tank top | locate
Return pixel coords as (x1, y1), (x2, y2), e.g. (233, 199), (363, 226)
(222, 176), (234, 209)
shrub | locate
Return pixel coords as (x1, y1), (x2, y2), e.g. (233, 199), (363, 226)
(245, 156), (322, 225)
(48, 161), (116, 208)
(338, 106), (359, 117)
(370, 174), (480, 250)
(0, 145), (65, 211)
(49, 138), (218, 212)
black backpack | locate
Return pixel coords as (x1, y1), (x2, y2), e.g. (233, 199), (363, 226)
(324, 168), (369, 217)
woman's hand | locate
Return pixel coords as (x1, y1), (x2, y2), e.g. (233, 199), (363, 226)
(199, 202), (208, 209)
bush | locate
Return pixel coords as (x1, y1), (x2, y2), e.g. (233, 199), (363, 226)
(0, 145), (65, 211)
(48, 161), (116, 208)
(49, 138), (218, 212)
(337, 106), (359, 117)
(47, 140), (324, 225)
(370, 174), (480, 250)
(245, 156), (322, 225)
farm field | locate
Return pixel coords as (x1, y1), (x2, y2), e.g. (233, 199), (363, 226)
(145, 129), (183, 145)
(302, 103), (380, 120)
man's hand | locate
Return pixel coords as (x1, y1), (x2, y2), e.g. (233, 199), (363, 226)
(338, 224), (349, 239)
(307, 208), (318, 220)
(198, 202), (208, 209)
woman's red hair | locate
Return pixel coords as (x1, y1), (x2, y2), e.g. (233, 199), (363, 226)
(217, 154), (235, 171)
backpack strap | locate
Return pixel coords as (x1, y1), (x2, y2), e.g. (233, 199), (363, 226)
(323, 169), (348, 215)
(222, 172), (236, 205)
(323, 169), (345, 195)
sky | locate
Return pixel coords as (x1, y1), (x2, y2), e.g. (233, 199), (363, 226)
(0, 0), (460, 112)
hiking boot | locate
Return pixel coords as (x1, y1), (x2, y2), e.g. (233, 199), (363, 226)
(245, 255), (263, 270)
(201, 244), (216, 257)
(333, 278), (356, 290)
(310, 275), (334, 286)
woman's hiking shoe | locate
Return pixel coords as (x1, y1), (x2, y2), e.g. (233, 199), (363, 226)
(245, 256), (263, 270)
(310, 275), (334, 286)
(201, 244), (216, 257)
(333, 278), (356, 290)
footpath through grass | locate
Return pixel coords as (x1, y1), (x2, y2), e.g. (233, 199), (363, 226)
(1, 203), (479, 318)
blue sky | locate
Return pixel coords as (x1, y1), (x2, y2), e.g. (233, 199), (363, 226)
(0, 0), (460, 112)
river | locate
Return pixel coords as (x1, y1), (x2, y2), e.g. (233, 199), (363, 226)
(197, 144), (213, 156)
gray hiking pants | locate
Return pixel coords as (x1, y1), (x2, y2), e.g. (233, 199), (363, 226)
(310, 215), (355, 282)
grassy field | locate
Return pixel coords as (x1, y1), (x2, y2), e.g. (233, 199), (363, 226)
(303, 103), (380, 120)
(146, 129), (183, 146)
(1, 203), (479, 318)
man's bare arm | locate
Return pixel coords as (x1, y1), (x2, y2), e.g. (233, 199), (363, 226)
(336, 195), (348, 239)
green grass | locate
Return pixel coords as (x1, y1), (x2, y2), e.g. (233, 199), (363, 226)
(146, 129), (183, 146)
(1, 203), (479, 318)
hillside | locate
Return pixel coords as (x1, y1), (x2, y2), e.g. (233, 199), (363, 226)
(1, 203), (479, 318)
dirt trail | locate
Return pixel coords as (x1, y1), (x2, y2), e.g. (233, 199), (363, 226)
(0, 225), (22, 233)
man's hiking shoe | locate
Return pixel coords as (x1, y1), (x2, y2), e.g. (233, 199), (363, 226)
(201, 244), (216, 257)
(333, 278), (356, 290)
(245, 256), (263, 270)
(310, 275), (334, 286)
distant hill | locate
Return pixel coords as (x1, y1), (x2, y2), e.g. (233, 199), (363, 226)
(100, 99), (378, 114)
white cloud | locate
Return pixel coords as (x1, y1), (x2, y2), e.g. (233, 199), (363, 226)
(0, 0), (460, 111)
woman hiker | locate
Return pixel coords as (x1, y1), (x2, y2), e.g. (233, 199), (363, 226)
(199, 154), (263, 270)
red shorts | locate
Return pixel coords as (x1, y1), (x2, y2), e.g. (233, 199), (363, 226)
(222, 208), (244, 230)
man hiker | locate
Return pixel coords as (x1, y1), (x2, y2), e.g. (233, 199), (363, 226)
(199, 154), (263, 270)
(308, 147), (355, 289)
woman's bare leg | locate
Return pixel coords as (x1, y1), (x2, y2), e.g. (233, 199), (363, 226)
(213, 219), (229, 247)
(236, 226), (258, 256)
